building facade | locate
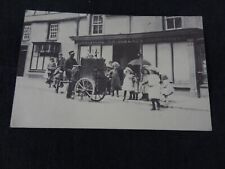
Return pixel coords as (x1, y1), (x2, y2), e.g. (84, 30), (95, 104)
(70, 15), (207, 96)
(18, 12), (207, 96)
(18, 10), (84, 78)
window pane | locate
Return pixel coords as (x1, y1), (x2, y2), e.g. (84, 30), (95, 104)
(93, 25), (98, 34)
(37, 56), (44, 70)
(98, 25), (103, 34)
(31, 56), (37, 69)
(175, 17), (182, 28)
(93, 16), (98, 24)
(43, 44), (49, 52)
(43, 56), (51, 70)
(91, 45), (101, 58)
(157, 43), (173, 81)
(167, 18), (174, 29)
(80, 46), (90, 58)
(99, 16), (103, 23)
(173, 42), (190, 83)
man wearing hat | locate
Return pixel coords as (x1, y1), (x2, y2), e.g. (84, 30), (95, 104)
(64, 50), (78, 80)
(65, 51), (78, 98)
(66, 65), (81, 99)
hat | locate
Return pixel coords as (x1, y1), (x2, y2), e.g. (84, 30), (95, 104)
(112, 61), (120, 68)
(69, 51), (75, 55)
(124, 67), (133, 74)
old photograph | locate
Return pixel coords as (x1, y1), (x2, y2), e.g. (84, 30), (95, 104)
(10, 10), (212, 130)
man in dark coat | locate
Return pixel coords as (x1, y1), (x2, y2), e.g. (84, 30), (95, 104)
(65, 51), (78, 98)
(57, 53), (65, 71)
(64, 51), (78, 80)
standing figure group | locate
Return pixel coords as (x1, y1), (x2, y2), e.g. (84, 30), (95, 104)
(122, 66), (139, 101)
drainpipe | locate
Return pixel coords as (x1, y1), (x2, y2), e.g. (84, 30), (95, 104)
(129, 15), (132, 33)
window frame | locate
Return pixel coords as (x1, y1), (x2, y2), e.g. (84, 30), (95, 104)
(48, 23), (59, 40)
(29, 43), (61, 72)
(164, 16), (183, 30)
(22, 24), (31, 41)
(91, 15), (104, 35)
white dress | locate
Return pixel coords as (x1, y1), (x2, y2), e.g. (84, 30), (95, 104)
(146, 74), (161, 99)
(140, 74), (148, 93)
(160, 79), (174, 96)
(122, 73), (134, 91)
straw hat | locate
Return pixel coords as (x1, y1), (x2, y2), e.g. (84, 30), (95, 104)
(124, 67), (133, 74)
(112, 61), (120, 68)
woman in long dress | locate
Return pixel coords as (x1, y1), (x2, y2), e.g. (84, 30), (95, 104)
(111, 62), (121, 97)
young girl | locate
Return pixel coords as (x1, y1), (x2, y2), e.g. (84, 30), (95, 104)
(160, 74), (174, 107)
(132, 73), (139, 100)
(145, 68), (161, 110)
(122, 67), (134, 101)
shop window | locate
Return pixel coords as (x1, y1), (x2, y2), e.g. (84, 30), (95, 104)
(91, 45), (101, 57)
(30, 43), (60, 72)
(92, 15), (103, 34)
(22, 25), (31, 41)
(48, 23), (58, 40)
(164, 16), (182, 30)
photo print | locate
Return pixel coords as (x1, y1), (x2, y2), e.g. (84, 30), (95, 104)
(11, 10), (212, 130)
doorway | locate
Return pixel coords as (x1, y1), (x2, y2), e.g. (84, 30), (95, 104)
(113, 43), (140, 69)
(17, 45), (28, 76)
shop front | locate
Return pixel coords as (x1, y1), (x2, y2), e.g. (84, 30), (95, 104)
(70, 28), (206, 95)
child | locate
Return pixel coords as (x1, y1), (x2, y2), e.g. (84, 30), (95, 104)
(140, 68), (150, 101)
(160, 74), (174, 107)
(145, 68), (161, 110)
(132, 73), (139, 100)
(122, 67), (134, 101)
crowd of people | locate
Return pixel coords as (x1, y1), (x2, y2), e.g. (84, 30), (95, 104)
(45, 50), (174, 111)
(105, 61), (174, 110)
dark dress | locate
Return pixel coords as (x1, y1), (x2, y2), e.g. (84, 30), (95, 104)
(111, 68), (121, 90)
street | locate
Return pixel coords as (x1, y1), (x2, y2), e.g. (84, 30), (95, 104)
(10, 77), (212, 131)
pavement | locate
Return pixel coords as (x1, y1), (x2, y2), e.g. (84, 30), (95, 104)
(10, 77), (212, 131)
(15, 76), (211, 112)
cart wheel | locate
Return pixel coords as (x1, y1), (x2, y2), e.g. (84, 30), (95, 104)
(74, 78), (95, 99)
(90, 91), (106, 102)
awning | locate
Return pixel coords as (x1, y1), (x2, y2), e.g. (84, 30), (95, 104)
(70, 28), (204, 45)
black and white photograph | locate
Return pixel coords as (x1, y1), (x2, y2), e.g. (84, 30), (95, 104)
(10, 10), (212, 130)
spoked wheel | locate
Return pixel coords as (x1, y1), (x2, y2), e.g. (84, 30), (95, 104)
(74, 78), (95, 100)
(90, 91), (106, 102)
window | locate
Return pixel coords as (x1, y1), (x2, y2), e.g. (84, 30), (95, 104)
(164, 16), (182, 30)
(30, 43), (61, 71)
(48, 23), (58, 40)
(22, 25), (31, 41)
(92, 15), (103, 34)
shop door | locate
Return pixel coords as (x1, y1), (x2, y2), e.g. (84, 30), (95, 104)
(17, 45), (28, 76)
(113, 43), (140, 69)
(196, 42), (208, 85)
